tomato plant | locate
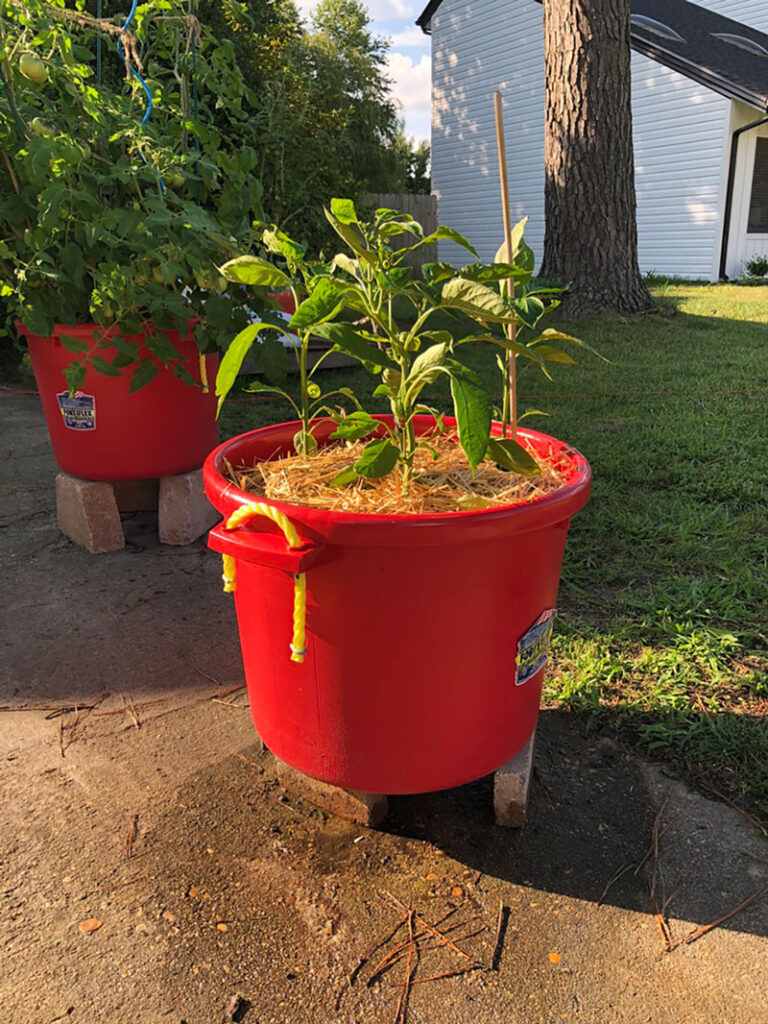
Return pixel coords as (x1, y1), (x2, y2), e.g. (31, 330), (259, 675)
(0, 0), (268, 390)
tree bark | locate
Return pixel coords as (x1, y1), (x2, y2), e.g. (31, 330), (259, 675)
(539, 0), (654, 316)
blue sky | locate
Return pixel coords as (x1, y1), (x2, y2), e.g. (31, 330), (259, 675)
(295, 1), (432, 142)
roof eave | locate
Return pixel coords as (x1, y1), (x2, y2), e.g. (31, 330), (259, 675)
(633, 38), (768, 111)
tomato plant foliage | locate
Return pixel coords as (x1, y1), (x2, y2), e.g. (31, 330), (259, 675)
(0, 0), (268, 388)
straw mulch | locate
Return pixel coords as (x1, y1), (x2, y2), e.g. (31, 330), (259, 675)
(224, 432), (570, 515)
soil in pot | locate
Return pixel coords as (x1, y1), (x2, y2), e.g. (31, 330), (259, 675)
(222, 429), (571, 515)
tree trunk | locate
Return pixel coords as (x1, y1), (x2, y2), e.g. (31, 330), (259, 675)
(539, 0), (654, 316)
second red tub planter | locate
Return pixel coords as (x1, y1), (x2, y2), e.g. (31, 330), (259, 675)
(204, 416), (590, 795)
(21, 322), (219, 481)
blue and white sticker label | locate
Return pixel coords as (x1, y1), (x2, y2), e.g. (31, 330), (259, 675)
(515, 609), (557, 686)
(56, 390), (96, 431)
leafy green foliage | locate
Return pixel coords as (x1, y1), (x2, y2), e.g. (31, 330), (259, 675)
(195, 0), (419, 251)
(0, 0), (265, 390)
(217, 202), (589, 490)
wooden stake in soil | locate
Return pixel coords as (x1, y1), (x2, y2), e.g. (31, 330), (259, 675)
(493, 90), (517, 434)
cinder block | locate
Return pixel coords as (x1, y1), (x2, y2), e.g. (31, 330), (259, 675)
(275, 759), (389, 828)
(493, 728), (536, 828)
(112, 478), (159, 512)
(55, 472), (124, 554)
(158, 468), (217, 546)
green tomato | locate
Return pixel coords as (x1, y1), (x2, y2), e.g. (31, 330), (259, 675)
(19, 54), (48, 84)
(194, 270), (212, 290)
(167, 171), (185, 189)
(215, 276), (228, 293)
(307, 382), (321, 399)
(29, 117), (55, 137)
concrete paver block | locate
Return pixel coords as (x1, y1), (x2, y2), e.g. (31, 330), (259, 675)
(55, 472), (125, 554)
(494, 728), (536, 828)
(112, 478), (159, 512)
(158, 468), (217, 546)
(275, 759), (389, 828)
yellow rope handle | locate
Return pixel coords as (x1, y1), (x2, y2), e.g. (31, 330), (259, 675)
(221, 502), (307, 664)
(198, 352), (209, 394)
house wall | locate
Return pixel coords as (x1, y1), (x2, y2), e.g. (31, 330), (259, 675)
(430, 0), (741, 279)
(724, 102), (768, 277)
(700, 0), (768, 32)
(631, 55), (731, 280)
(431, 0), (546, 266)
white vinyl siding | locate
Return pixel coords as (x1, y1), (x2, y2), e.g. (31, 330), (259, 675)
(631, 53), (730, 279)
(701, 1), (768, 33)
(430, 0), (737, 279)
(431, 0), (546, 266)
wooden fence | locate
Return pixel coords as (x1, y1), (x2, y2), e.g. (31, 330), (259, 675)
(364, 193), (438, 271)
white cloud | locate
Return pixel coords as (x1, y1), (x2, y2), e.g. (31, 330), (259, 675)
(388, 27), (427, 48)
(387, 51), (431, 142)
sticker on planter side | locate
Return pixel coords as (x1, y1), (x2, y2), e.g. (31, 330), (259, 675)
(515, 609), (557, 686)
(56, 390), (96, 431)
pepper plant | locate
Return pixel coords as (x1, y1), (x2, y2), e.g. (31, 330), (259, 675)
(216, 198), (595, 489)
(0, 0), (264, 392)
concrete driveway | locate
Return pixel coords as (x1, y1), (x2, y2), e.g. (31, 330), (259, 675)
(2, 394), (766, 1024)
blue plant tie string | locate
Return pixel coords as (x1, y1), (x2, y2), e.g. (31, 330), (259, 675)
(117, 0), (165, 194)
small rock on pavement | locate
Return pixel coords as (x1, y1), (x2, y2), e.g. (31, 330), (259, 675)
(78, 918), (103, 934)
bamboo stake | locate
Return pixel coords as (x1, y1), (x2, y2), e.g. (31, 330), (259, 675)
(493, 90), (517, 435)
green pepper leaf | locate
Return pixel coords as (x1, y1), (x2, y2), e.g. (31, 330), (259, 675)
(312, 322), (393, 368)
(533, 345), (575, 364)
(289, 277), (344, 331)
(219, 255), (290, 289)
(330, 466), (359, 487)
(408, 342), (449, 390)
(353, 438), (399, 479)
(446, 359), (491, 475)
(330, 411), (379, 442)
(215, 322), (272, 414)
(419, 226), (478, 257)
(530, 328), (606, 360)
(330, 198), (358, 224)
(324, 209), (375, 262)
(262, 227), (304, 269)
(441, 278), (510, 321)
(487, 437), (540, 476)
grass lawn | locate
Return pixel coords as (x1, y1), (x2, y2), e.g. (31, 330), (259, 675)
(221, 283), (768, 822)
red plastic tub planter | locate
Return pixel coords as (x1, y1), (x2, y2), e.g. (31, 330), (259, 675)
(207, 201), (597, 795)
(20, 322), (219, 481)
